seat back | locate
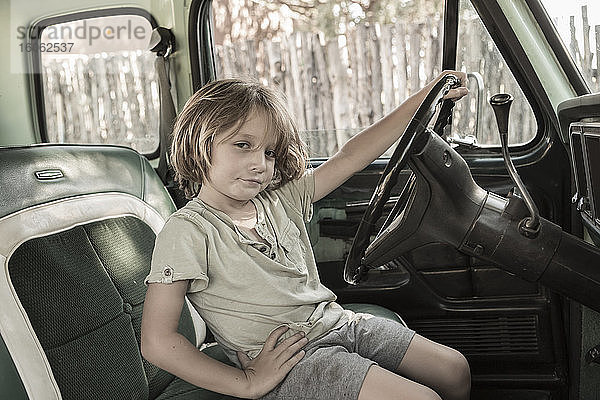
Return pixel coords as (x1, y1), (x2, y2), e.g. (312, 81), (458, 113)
(0, 145), (203, 400)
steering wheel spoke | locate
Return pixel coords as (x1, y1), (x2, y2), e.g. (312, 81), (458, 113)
(375, 172), (417, 242)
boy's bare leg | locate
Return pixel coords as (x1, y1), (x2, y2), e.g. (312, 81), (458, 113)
(396, 334), (471, 400)
(357, 333), (469, 400)
(358, 365), (442, 400)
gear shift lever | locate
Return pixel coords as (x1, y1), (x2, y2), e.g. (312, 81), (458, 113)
(489, 93), (540, 236)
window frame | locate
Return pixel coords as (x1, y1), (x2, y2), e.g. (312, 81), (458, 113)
(29, 7), (159, 158)
(439, 0), (566, 171)
(189, 0), (215, 93)
(446, 0), (548, 161)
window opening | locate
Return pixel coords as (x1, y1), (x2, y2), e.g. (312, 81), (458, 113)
(35, 13), (160, 154)
(211, 0), (444, 158)
(453, 0), (537, 146)
(541, 0), (600, 93)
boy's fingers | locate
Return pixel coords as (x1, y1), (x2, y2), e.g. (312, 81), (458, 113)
(277, 336), (309, 362)
(280, 350), (305, 372)
(444, 87), (469, 100)
(272, 332), (305, 356)
(441, 70), (466, 84)
(264, 325), (289, 350)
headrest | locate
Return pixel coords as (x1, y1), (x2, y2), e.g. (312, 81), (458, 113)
(0, 144), (175, 220)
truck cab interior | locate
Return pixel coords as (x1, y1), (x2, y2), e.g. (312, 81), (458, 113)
(1, 0), (599, 399)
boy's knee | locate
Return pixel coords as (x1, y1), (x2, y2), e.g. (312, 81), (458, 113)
(418, 387), (443, 400)
(444, 349), (471, 398)
(450, 349), (470, 376)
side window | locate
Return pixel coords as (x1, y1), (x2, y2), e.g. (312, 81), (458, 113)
(453, 0), (537, 146)
(211, 0), (444, 158)
(540, 1), (599, 92)
(33, 13), (160, 154)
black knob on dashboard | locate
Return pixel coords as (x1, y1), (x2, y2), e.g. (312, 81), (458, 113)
(489, 93), (514, 139)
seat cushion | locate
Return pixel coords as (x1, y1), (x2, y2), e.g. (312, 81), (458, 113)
(7, 216), (197, 400)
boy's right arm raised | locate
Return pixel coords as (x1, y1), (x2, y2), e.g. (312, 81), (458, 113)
(141, 281), (307, 399)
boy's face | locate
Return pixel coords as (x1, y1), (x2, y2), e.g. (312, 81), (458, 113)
(201, 111), (276, 206)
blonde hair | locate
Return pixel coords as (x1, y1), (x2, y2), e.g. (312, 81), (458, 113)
(170, 79), (308, 199)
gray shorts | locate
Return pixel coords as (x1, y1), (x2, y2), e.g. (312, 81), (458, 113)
(261, 314), (415, 400)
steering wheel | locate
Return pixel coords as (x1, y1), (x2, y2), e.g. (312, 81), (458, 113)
(344, 74), (463, 284)
(341, 76), (600, 314)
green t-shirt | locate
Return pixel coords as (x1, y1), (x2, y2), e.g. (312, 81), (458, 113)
(145, 170), (351, 358)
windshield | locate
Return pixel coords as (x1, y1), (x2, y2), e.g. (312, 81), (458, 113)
(540, 0), (600, 92)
